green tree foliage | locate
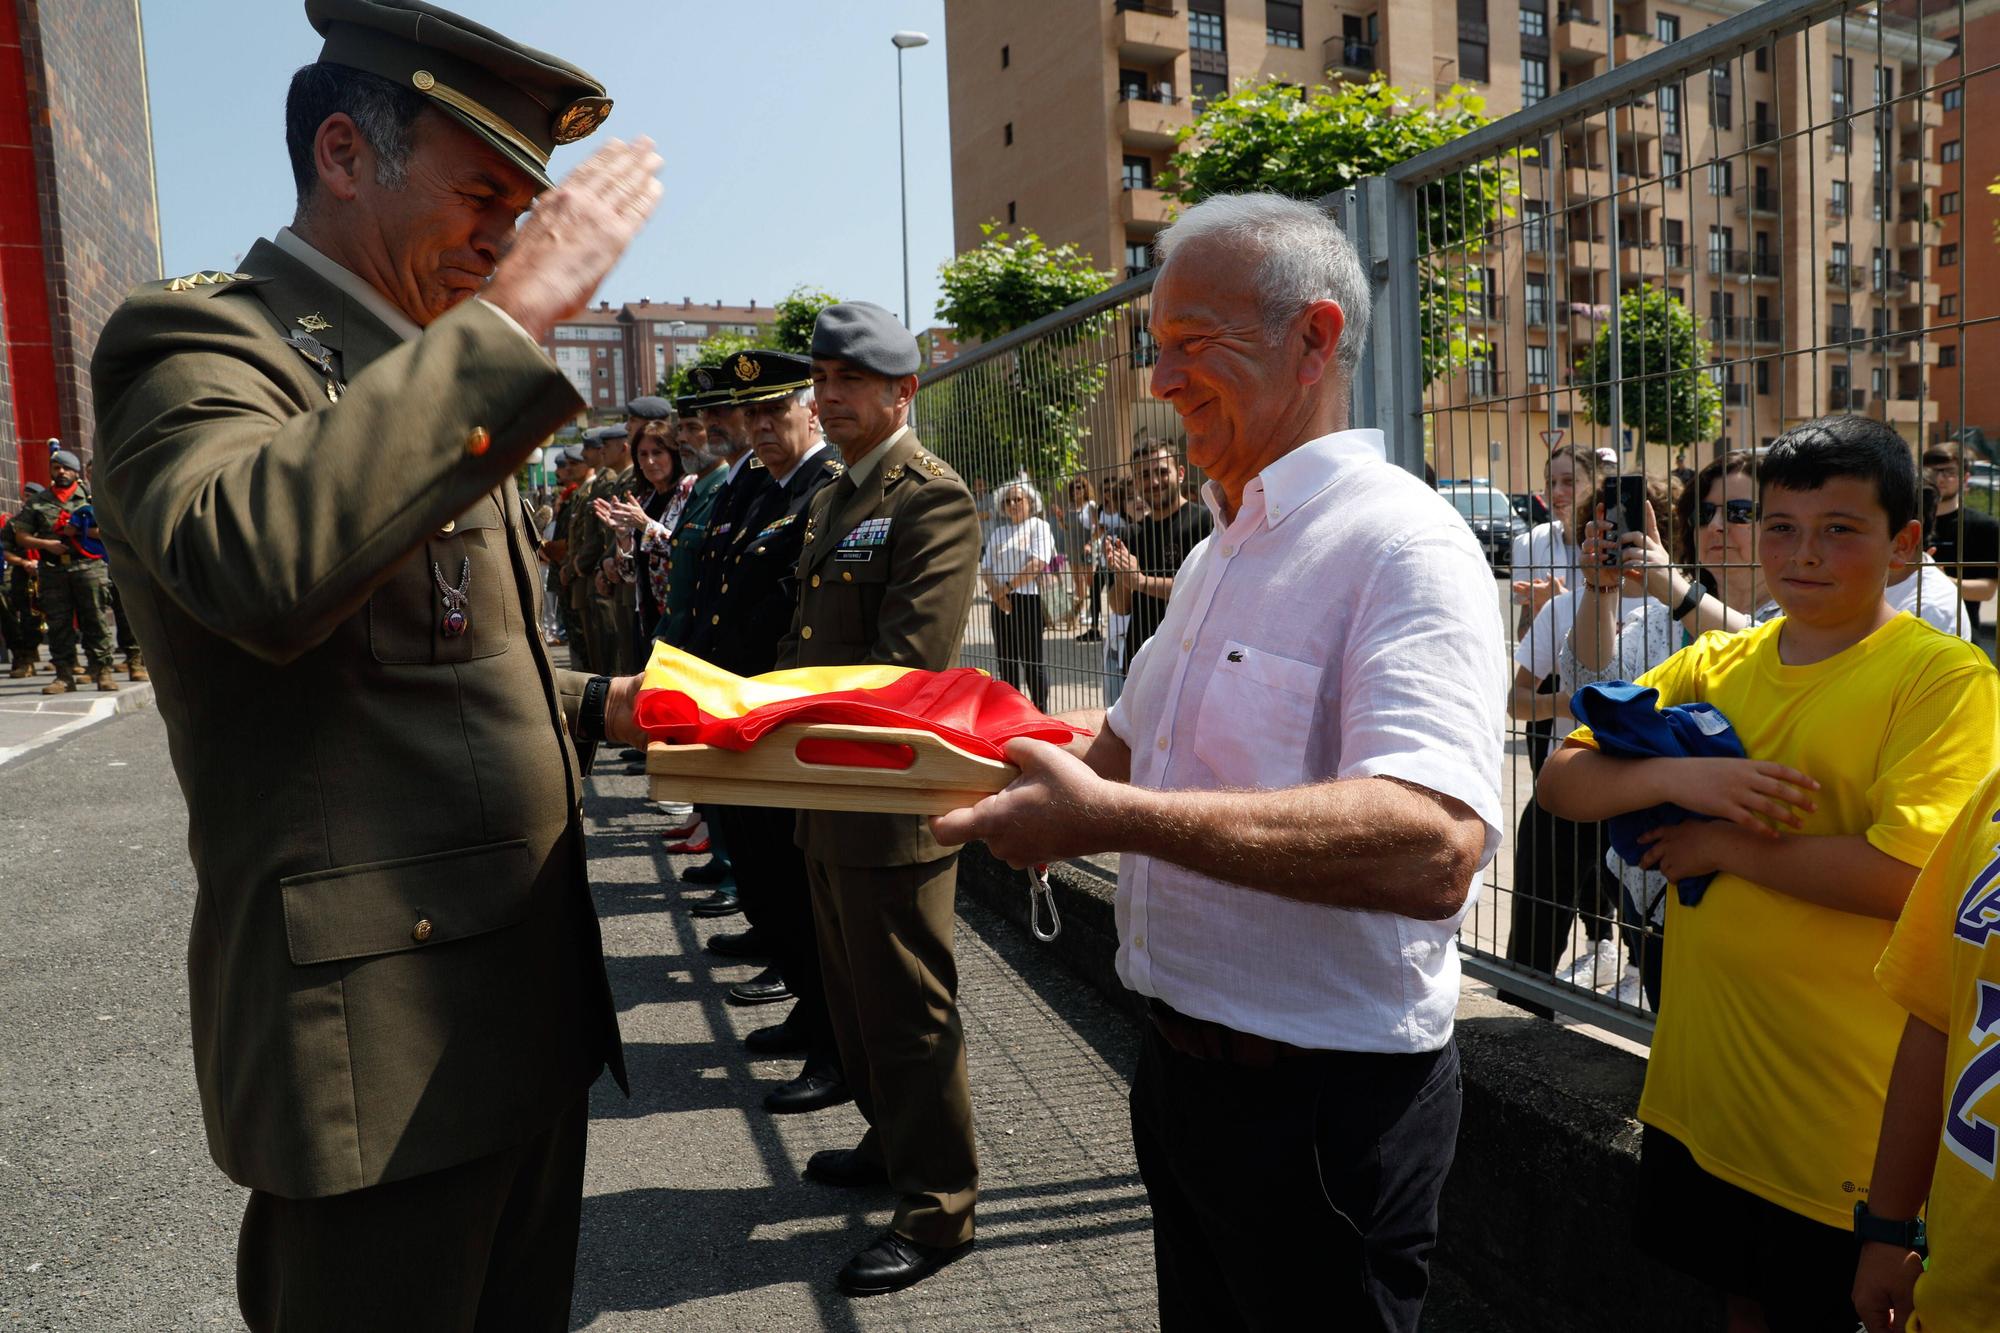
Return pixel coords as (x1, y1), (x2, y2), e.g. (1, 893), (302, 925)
(925, 226), (1117, 480)
(662, 330), (760, 398)
(1157, 77), (1516, 386)
(772, 285), (841, 355)
(1574, 287), (1721, 449)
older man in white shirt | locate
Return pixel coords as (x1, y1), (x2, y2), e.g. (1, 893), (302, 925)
(934, 193), (1505, 1332)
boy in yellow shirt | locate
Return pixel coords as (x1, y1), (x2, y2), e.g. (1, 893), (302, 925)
(1539, 416), (1999, 1329)
(1854, 765), (2000, 1332)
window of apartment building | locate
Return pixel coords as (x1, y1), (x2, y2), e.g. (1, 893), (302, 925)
(1527, 344), (1552, 387)
(1008, 201), (1017, 223)
(1004, 122), (1014, 146)
(1831, 56), (1852, 149)
(1662, 147), (1683, 188)
(1266, 0), (1303, 47)
(1123, 155), (1154, 190)
(1001, 45), (1010, 68)
(1525, 273), (1550, 325)
(1943, 243), (1959, 266)
(1830, 179), (1849, 216)
(1710, 67), (1733, 128)
(1944, 86), (1964, 111)
(1523, 57), (1549, 105)
(1192, 70), (1227, 107)
(1655, 12), (1680, 43)
(1468, 348), (1499, 396)
(1708, 160), (1733, 196)
(1659, 84), (1681, 137)
(1941, 345), (1959, 367)
(1189, 4), (1225, 54)
(1756, 360), (1771, 395)
(1875, 66), (1894, 107)
(1872, 366), (1890, 399)
(1126, 241), (1152, 277)
(1708, 225), (1733, 270)
(1523, 200), (1550, 249)
(1520, 0), (1547, 38)
(1832, 301), (1852, 336)
(1663, 218), (1685, 265)
(1459, 0), (1490, 83)
(1942, 139), (1962, 163)
(1943, 190), (1960, 215)
(1873, 246), (1890, 290)
(1874, 125), (1889, 179)
(595, 366), (607, 379)
(1754, 44), (1768, 73)
(1942, 293), (1959, 316)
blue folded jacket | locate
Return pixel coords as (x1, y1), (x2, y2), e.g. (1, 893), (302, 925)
(1567, 681), (1746, 906)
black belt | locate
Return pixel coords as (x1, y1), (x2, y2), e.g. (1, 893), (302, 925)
(1148, 999), (1314, 1069)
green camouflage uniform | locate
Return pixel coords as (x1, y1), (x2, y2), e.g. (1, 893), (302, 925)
(14, 483), (113, 678)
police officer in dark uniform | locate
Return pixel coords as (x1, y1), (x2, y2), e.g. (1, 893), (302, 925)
(683, 351), (850, 1112)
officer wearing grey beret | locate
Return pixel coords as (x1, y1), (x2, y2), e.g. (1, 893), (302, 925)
(781, 301), (983, 1295)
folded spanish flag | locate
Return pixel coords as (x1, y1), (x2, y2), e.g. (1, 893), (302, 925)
(634, 642), (1089, 762)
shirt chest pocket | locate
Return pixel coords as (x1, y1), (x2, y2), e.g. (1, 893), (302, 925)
(1192, 642), (1322, 788)
(368, 497), (516, 666)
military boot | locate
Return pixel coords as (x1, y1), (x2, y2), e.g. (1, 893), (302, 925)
(93, 669), (120, 693)
(126, 662), (149, 682)
(7, 662), (31, 679)
(41, 673), (75, 695)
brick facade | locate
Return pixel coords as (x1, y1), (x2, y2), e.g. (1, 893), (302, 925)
(0, 0), (161, 512)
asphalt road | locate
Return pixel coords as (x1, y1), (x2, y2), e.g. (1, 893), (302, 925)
(0, 709), (1511, 1331)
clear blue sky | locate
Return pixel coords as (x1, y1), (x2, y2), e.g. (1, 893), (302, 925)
(137, 0), (957, 328)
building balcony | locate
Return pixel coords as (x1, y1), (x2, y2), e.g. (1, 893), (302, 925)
(1322, 32), (1378, 77)
(1829, 386), (1869, 411)
(1826, 261), (1866, 289)
(1464, 370), (1508, 402)
(1565, 164), (1610, 201)
(1720, 383), (1749, 405)
(1898, 157), (1942, 191)
(1121, 186), (1173, 232)
(1895, 218), (1930, 248)
(1749, 115), (1780, 149)
(1117, 91), (1191, 148)
(1709, 316), (1783, 344)
(1708, 248), (1755, 277)
(1901, 278), (1940, 308)
(1613, 31), (1658, 65)
(1568, 235), (1608, 271)
(1740, 186), (1779, 217)
(1617, 240), (1657, 277)
(1867, 392), (1928, 424)
(1827, 323), (1863, 345)
(1751, 251), (1781, 280)
(1901, 97), (1944, 130)
(1889, 334), (1942, 366)
(1556, 13), (1607, 63)
(1662, 241), (1689, 270)
(1114, 3), (1185, 63)
(1467, 296), (1506, 326)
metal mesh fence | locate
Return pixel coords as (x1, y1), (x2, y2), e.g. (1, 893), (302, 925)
(911, 0), (1991, 1043)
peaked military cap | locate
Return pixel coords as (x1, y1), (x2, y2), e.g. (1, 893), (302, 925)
(305, 0), (612, 190)
(723, 350), (812, 405)
(811, 301), (921, 378)
(625, 395), (672, 420)
(678, 364), (736, 415)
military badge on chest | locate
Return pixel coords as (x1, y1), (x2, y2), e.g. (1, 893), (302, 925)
(834, 517), (891, 563)
(283, 329), (346, 403)
(433, 557), (471, 638)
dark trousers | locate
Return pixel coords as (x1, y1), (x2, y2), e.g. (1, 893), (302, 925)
(1503, 796), (1630, 1016)
(990, 596), (1049, 711)
(806, 853), (977, 1246)
(6, 566), (40, 665)
(1131, 1023), (1461, 1332)
(714, 804), (838, 1070)
(236, 1091), (589, 1333)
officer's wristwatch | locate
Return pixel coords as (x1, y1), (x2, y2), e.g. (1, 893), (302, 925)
(579, 675), (612, 743)
(1853, 1202), (1927, 1255)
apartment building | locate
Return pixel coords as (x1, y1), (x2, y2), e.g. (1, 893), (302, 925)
(943, 1), (1951, 479)
(541, 298), (777, 419)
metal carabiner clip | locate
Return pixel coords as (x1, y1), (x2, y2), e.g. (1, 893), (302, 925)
(1028, 864), (1062, 943)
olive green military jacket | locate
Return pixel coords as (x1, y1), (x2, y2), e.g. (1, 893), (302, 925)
(88, 239), (623, 1200)
(779, 428), (979, 866)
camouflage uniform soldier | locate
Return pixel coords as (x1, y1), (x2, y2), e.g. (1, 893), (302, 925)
(2, 484), (47, 677)
(12, 450), (117, 692)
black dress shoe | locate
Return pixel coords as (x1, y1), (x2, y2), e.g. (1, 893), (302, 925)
(763, 1069), (853, 1115)
(688, 889), (742, 919)
(729, 966), (793, 1006)
(704, 928), (767, 959)
(681, 858), (733, 885)
(743, 1018), (808, 1055)
(836, 1232), (973, 1297)
(803, 1147), (889, 1189)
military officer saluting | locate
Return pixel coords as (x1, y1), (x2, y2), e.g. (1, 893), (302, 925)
(11, 447), (118, 693)
(86, 2), (662, 1327)
(784, 303), (983, 1296)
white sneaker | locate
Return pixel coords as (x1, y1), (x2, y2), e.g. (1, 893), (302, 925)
(1609, 964), (1649, 1010)
(1555, 938), (1623, 990)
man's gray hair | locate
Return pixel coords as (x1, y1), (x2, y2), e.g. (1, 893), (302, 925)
(1154, 193), (1372, 376)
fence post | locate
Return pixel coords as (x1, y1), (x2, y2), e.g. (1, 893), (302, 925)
(1352, 174), (1425, 478)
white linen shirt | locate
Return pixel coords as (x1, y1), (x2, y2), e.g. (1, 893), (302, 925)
(1106, 429), (1507, 1053)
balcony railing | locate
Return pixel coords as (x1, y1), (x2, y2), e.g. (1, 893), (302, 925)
(1709, 316), (1783, 343)
(1113, 1), (1177, 13)
(1662, 242), (1687, 268)
(1324, 34), (1377, 71)
(1827, 324), (1863, 344)
(1118, 85), (1180, 104)
(1721, 383), (1749, 404)
(1708, 248), (1753, 276)
(1830, 386), (1869, 409)
(1744, 186), (1779, 213)
(1827, 261), (1865, 288)
(1751, 115), (1779, 145)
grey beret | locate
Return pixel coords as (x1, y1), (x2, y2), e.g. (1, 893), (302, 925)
(598, 423), (629, 441)
(625, 395), (672, 420)
(580, 428), (605, 446)
(50, 449), (81, 471)
(811, 301), (920, 377)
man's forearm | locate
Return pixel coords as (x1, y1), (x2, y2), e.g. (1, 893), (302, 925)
(1713, 830), (1917, 920)
(1867, 1016), (1947, 1219)
(1056, 707), (1124, 776)
(1959, 576), (1998, 603)
(1109, 777), (1484, 919)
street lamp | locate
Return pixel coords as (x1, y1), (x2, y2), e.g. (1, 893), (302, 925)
(892, 30), (930, 330)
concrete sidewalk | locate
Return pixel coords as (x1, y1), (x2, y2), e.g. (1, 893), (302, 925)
(0, 653), (152, 771)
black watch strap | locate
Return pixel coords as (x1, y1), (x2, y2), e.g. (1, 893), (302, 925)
(1853, 1202), (1927, 1254)
(1672, 579), (1706, 620)
(579, 675), (612, 743)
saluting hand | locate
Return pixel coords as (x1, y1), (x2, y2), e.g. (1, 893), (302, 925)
(484, 136), (664, 344)
(932, 737), (1122, 868)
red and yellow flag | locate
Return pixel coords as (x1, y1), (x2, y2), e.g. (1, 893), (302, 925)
(634, 643), (1087, 762)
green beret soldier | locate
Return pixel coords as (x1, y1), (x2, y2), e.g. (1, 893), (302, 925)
(86, 2), (662, 1325)
(783, 303), (984, 1296)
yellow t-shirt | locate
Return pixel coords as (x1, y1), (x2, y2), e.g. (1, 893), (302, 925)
(1876, 764), (2000, 1332)
(1567, 613), (1999, 1227)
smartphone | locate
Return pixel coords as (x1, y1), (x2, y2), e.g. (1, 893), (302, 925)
(1600, 474), (1648, 542)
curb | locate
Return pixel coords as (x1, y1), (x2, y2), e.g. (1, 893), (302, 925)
(0, 679), (154, 771)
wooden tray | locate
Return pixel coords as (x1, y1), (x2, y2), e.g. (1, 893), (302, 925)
(646, 723), (1016, 815)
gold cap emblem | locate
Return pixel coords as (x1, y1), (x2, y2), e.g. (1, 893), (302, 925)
(552, 97), (613, 144)
(412, 69), (436, 91)
(733, 353), (759, 382)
